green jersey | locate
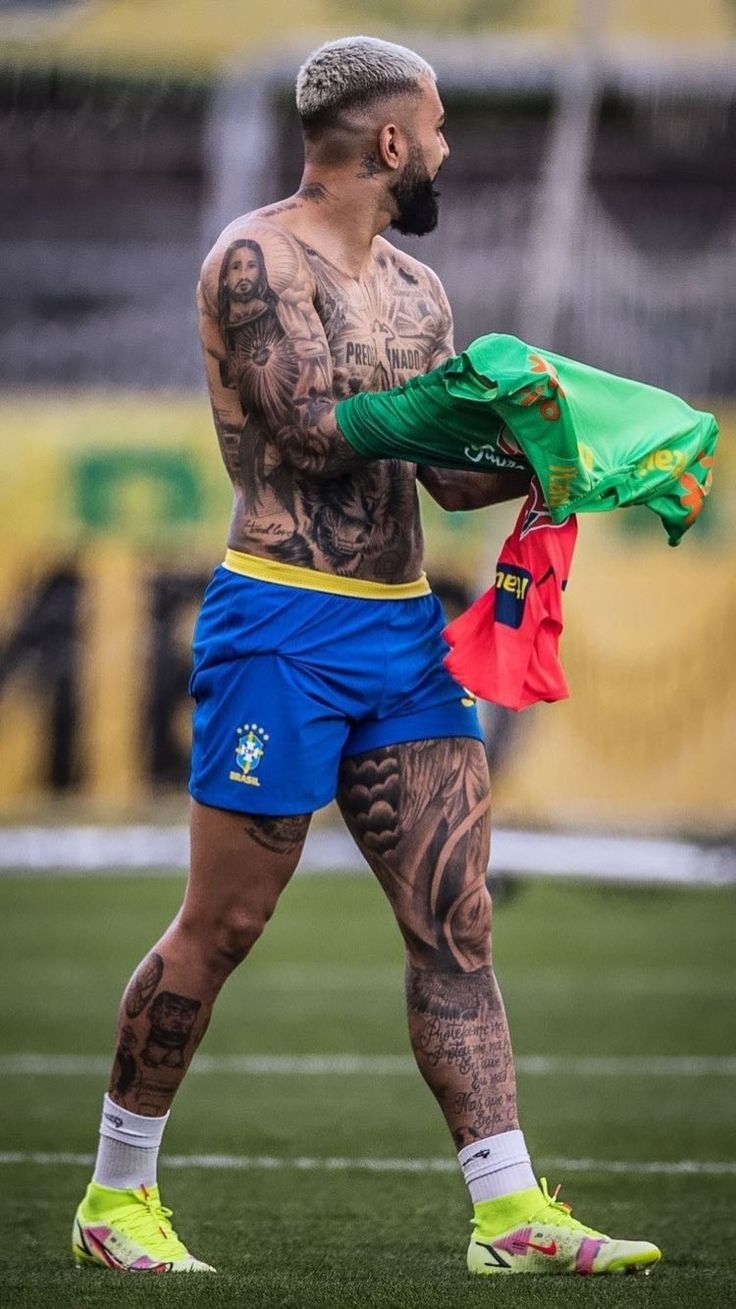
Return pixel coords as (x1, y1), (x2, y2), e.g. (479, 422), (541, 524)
(335, 334), (718, 545)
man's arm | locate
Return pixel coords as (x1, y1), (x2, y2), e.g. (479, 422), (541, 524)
(418, 464), (532, 512)
(198, 219), (367, 480)
(416, 275), (531, 510)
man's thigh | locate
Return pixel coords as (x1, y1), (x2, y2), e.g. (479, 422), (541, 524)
(337, 737), (492, 970)
(183, 800), (312, 933)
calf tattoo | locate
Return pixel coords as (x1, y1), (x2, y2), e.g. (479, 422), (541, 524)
(113, 1024), (138, 1097)
(142, 992), (202, 1069)
(124, 951), (164, 1018)
(110, 951), (207, 1112)
(406, 963), (518, 1148)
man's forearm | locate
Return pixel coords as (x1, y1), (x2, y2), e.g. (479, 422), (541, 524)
(280, 403), (371, 479)
(418, 466), (531, 511)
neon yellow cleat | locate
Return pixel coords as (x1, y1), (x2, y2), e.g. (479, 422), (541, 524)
(467, 1177), (662, 1276)
(72, 1181), (215, 1273)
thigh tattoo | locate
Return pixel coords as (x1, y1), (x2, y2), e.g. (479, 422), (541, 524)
(338, 739), (491, 970)
(241, 812), (311, 856)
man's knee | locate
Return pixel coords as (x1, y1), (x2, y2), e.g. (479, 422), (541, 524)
(406, 879), (492, 972)
(180, 901), (275, 972)
(184, 807), (309, 972)
(448, 880), (492, 970)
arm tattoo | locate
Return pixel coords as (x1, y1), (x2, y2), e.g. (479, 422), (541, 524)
(207, 226), (357, 480)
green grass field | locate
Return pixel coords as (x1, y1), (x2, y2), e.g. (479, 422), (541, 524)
(1, 871), (735, 1308)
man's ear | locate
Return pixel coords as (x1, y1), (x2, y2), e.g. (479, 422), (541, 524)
(378, 122), (401, 171)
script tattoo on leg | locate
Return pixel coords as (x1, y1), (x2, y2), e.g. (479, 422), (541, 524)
(406, 964), (518, 1149)
(338, 739), (519, 1146)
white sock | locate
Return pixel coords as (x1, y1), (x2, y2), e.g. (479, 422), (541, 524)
(92, 1093), (169, 1191)
(458, 1129), (538, 1203)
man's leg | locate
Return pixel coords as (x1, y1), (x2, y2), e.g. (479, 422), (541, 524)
(337, 739), (523, 1151)
(73, 799), (310, 1273)
(338, 738), (661, 1276)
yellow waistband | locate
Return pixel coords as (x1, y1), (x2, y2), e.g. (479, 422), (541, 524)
(222, 548), (430, 599)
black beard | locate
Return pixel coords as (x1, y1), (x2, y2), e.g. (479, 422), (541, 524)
(389, 148), (440, 237)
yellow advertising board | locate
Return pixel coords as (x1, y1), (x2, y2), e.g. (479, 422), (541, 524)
(2, 0), (734, 77)
(0, 392), (733, 831)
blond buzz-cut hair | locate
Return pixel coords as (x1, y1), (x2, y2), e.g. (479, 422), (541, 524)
(296, 35), (435, 131)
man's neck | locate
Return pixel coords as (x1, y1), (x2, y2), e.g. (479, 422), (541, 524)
(274, 166), (392, 280)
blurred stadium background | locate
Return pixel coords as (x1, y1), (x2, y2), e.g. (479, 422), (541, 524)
(1, 3), (736, 1305)
(1, 0), (735, 861)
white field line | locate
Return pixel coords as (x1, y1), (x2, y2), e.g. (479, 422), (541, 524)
(0, 1151), (733, 1177)
(2, 1053), (736, 1077)
(1, 824), (734, 884)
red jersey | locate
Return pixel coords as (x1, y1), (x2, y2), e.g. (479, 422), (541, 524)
(443, 480), (578, 711)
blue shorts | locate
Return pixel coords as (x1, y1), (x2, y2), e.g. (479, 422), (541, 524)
(188, 555), (483, 815)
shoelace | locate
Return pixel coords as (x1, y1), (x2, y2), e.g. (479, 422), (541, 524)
(117, 1186), (188, 1257)
(530, 1177), (602, 1237)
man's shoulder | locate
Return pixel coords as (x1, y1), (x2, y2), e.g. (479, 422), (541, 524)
(373, 236), (447, 301)
(205, 210), (305, 264)
(199, 210), (311, 309)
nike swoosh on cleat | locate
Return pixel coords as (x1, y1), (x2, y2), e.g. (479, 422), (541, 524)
(517, 1239), (558, 1256)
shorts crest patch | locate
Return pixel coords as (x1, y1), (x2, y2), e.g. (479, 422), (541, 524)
(229, 723), (269, 787)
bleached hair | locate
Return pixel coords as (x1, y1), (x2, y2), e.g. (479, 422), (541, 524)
(296, 36), (435, 124)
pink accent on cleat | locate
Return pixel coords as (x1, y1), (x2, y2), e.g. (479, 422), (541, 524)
(495, 1227), (532, 1255)
(128, 1256), (170, 1273)
(575, 1236), (606, 1274)
(86, 1226), (124, 1270)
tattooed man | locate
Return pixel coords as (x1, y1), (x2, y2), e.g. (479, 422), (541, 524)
(73, 36), (660, 1279)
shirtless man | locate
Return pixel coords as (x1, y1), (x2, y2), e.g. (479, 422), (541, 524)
(72, 37), (660, 1279)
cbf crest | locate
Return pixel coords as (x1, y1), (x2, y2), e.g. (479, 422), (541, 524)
(229, 723), (270, 787)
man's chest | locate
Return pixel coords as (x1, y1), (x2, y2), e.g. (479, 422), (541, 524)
(311, 256), (441, 394)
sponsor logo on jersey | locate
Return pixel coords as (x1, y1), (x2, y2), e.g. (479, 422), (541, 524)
(495, 565), (532, 628)
(547, 463), (577, 508)
(463, 444), (527, 470)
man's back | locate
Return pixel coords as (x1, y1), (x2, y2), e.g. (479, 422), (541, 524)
(197, 206), (452, 582)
